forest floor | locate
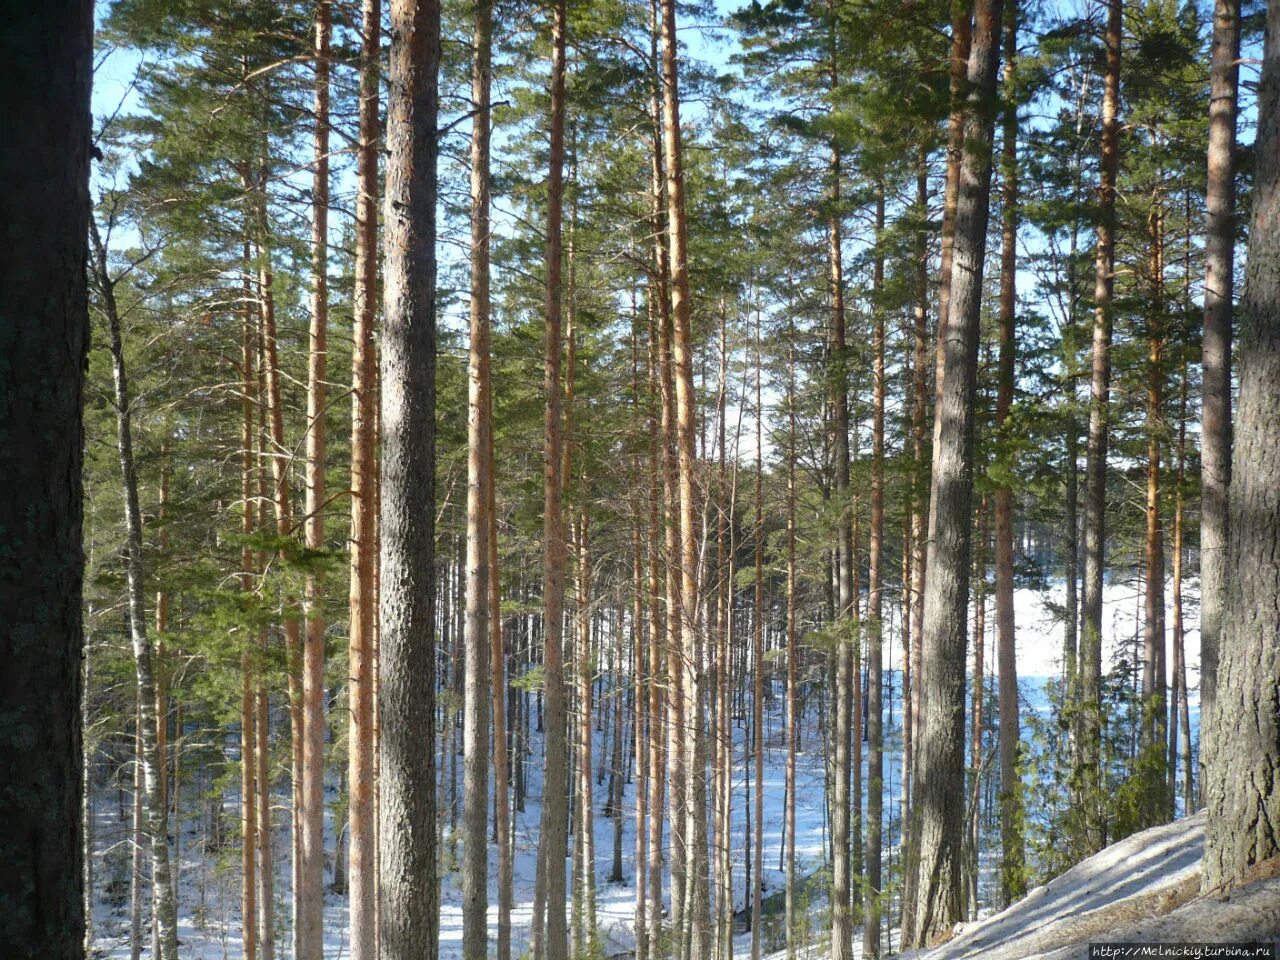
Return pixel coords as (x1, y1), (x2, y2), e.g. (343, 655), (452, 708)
(88, 580), (1203, 959)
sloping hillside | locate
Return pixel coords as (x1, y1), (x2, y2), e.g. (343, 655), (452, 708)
(904, 812), (1280, 960)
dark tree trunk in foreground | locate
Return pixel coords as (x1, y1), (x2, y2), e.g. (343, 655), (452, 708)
(379, 1), (441, 957)
(909, 0), (1003, 943)
(0, 4), (91, 955)
(1203, 0), (1280, 891)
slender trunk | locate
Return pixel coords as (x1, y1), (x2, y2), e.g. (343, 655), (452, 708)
(646, 300), (667, 960)
(633, 520), (649, 960)
(785, 329), (799, 960)
(1078, 0), (1122, 857)
(864, 186), (886, 960)
(995, 0), (1025, 904)
(240, 247), (259, 960)
(254, 330), (276, 960)
(1199, 0), (1240, 755)
(828, 143), (856, 960)
(658, 0), (710, 952)
(1169, 361), (1189, 812)
(130, 716), (143, 960)
(347, 0), (381, 951)
(489, 372), (512, 960)
(751, 312), (765, 960)
(909, 0), (1003, 941)
(533, 3), (570, 955)
(575, 517), (597, 953)
(1203, 0), (1280, 888)
(903, 152), (931, 926)
(92, 221), (180, 960)
(378, 1), (441, 956)
(969, 509), (988, 920)
(298, 5), (331, 956)
(1142, 198), (1168, 825)
(462, 1), (494, 954)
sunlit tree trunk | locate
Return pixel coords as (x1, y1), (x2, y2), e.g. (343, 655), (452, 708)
(298, 4), (331, 955)
(1203, 0), (1280, 888)
(1142, 198), (1168, 824)
(751, 312), (765, 960)
(658, 0), (710, 950)
(92, 219), (180, 960)
(1199, 0), (1240, 754)
(347, 0), (380, 951)
(532, 2), (570, 954)
(1078, 0), (1122, 858)
(785, 329), (799, 960)
(239, 247), (259, 960)
(828, 143), (856, 960)
(909, 0), (1003, 941)
(995, 0), (1026, 903)
(379, 1), (441, 957)
(462, 0), (493, 954)
(864, 185), (886, 960)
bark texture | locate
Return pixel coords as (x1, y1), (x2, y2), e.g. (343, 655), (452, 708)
(462, 1), (494, 953)
(1203, 0), (1280, 890)
(348, 0), (381, 952)
(1078, 0), (1122, 858)
(0, 4), (91, 955)
(379, 2), (441, 957)
(910, 0), (1003, 942)
(298, 4), (331, 955)
(1199, 0), (1241, 753)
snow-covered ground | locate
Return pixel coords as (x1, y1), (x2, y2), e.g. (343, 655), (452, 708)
(89, 580), (1201, 959)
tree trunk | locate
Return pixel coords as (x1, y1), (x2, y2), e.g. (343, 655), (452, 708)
(828, 145), (857, 960)
(1078, 0), (1122, 858)
(348, 0), (381, 952)
(996, 0), (1026, 905)
(92, 220), (180, 960)
(240, 250), (260, 960)
(533, 1), (570, 954)
(0, 5), (90, 954)
(1142, 198), (1168, 825)
(864, 185), (887, 960)
(462, 1), (493, 954)
(785, 328), (799, 960)
(1199, 0), (1240, 753)
(575, 516), (597, 955)
(1169, 360), (1190, 812)
(903, 153), (931, 927)
(378, 1), (441, 957)
(298, 4), (330, 956)
(489, 367), (512, 960)
(657, 0), (711, 952)
(909, 0), (1003, 942)
(1202, 0), (1280, 888)
(751, 312), (765, 960)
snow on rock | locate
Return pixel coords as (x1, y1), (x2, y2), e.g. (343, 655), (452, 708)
(902, 812), (1280, 960)
(904, 812), (1206, 960)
